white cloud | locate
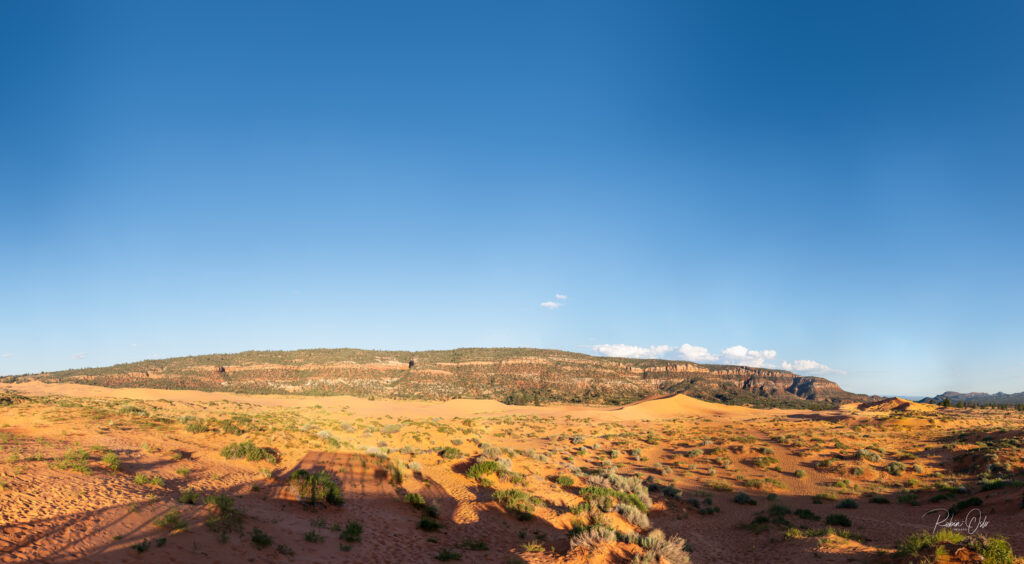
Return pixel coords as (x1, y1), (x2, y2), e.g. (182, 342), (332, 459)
(590, 342), (837, 373)
(541, 293), (568, 309)
(1, 353), (11, 359)
(72, 353), (87, 360)
(721, 345), (777, 367)
(592, 344), (675, 359)
(782, 359), (842, 376)
(678, 344), (718, 362)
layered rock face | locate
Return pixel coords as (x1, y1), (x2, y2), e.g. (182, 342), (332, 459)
(16, 348), (870, 408)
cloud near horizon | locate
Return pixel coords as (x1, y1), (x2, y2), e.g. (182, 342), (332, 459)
(591, 343), (840, 376)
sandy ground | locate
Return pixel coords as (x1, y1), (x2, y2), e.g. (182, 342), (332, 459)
(2, 382), (1023, 563)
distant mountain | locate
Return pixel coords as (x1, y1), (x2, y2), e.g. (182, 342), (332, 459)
(7, 347), (873, 409)
(925, 391), (1024, 406)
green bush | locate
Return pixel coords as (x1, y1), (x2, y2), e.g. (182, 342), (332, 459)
(438, 447), (462, 459)
(341, 520), (362, 542)
(404, 492), (427, 508)
(154, 510), (187, 530)
(220, 441), (276, 463)
(251, 528), (272, 549)
(493, 489), (544, 516)
(289, 470), (343, 505)
(836, 499), (858, 509)
(555, 475), (574, 487)
(825, 514), (851, 527)
(178, 488), (199, 504)
(466, 461), (503, 480)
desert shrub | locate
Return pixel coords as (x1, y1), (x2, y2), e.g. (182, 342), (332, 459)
(341, 520), (362, 542)
(794, 469), (807, 478)
(752, 456), (778, 469)
(950, 497), (983, 515)
(733, 492), (756, 505)
(419, 517), (441, 531)
(570, 526), (616, 550)
(220, 441), (276, 463)
(869, 496), (890, 504)
(637, 529), (690, 563)
(794, 509), (819, 520)
(404, 492), (427, 508)
(438, 447), (462, 459)
(886, 461), (906, 476)
(836, 499), (858, 509)
(896, 529), (966, 557)
(436, 549), (462, 561)
(304, 530), (324, 543)
(825, 514), (851, 527)
(493, 489), (543, 516)
(154, 510), (187, 530)
(466, 461), (503, 480)
(856, 449), (881, 462)
(457, 539), (488, 550)
(289, 470), (343, 505)
(251, 528), (272, 549)
(555, 475), (574, 487)
(617, 503), (650, 528)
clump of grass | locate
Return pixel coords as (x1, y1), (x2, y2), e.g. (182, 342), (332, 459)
(836, 499), (858, 509)
(220, 441), (276, 464)
(289, 470), (343, 505)
(304, 530), (324, 543)
(404, 492), (427, 508)
(133, 473), (165, 487)
(493, 489), (543, 518)
(251, 528), (272, 549)
(52, 448), (91, 474)
(436, 549), (461, 561)
(825, 514), (851, 527)
(733, 492), (756, 505)
(340, 520), (362, 543)
(438, 447), (462, 460)
(178, 488), (199, 504)
(555, 475), (574, 487)
(154, 510), (187, 530)
(101, 452), (120, 472)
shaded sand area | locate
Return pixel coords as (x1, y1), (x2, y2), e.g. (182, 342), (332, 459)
(2, 382), (1024, 563)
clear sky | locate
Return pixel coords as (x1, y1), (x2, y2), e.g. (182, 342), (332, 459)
(2, 1), (1022, 397)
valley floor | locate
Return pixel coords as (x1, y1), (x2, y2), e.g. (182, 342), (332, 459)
(1, 382), (1022, 563)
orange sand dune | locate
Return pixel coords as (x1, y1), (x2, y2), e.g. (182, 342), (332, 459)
(1, 382), (809, 422)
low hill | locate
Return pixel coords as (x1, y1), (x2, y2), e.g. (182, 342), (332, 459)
(925, 390), (1024, 407)
(6, 347), (872, 408)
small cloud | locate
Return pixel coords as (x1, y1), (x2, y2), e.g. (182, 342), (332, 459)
(678, 344), (718, 362)
(1, 353), (12, 358)
(72, 353), (88, 360)
(782, 359), (843, 376)
(131, 344), (138, 347)
(541, 293), (567, 309)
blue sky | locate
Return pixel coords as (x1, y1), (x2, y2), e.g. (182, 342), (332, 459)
(1, 1), (1022, 397)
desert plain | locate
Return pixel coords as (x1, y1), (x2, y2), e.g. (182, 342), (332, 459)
(1, 382), (1023, 563)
